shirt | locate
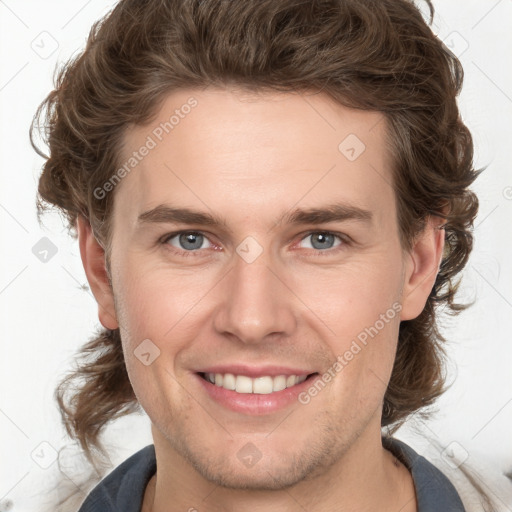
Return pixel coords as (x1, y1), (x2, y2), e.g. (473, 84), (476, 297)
(78, 436), (466, 511)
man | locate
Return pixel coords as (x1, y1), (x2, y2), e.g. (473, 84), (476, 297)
(31, 0), (483, 510)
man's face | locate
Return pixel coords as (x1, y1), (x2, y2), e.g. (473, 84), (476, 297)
(106, 87), (411, 489)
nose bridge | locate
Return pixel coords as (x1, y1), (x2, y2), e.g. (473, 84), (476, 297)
(213, 245), (296, 344)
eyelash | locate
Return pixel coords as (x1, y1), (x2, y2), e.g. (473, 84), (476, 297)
(159, 230), (351, 258)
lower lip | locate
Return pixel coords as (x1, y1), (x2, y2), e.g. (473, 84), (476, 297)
(195, 373), (319, 415)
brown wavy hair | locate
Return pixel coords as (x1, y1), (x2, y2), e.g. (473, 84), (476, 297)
(31, 0), (481, 472)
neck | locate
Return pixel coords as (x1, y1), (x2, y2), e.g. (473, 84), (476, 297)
(143, 424), (417, 512)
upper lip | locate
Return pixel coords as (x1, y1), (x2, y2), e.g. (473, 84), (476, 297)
(196, 365), (316, 378)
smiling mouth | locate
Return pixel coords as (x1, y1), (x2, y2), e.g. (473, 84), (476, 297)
(198, 372), (318, 394)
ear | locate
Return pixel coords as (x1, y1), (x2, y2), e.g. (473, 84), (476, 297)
(76, 215), (119, 330)
(400, 215), (446, 321)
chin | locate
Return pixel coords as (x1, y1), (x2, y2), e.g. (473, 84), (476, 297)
(179, 439), (339, 491)
(193, 460), (311, 491)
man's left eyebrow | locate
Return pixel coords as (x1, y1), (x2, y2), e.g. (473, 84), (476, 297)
(280, 203), (373, 226)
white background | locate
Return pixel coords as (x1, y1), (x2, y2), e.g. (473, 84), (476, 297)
(1, 1), (511, 511)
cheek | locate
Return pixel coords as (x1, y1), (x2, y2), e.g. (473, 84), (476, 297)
(289, 254), (403, 402)
(114, 266), (200, 414)
(113, 259), (223, 405)
(287, 253), (403, 339)
(115, 259), (214, 342)
(310, 308), (400, 426)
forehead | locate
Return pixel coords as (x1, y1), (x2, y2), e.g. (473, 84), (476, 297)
(113, 87), (395, 230)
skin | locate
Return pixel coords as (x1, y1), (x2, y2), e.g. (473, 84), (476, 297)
(77, 86), (445, 512)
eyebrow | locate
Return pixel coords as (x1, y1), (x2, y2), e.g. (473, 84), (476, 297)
(137, 203), (372, 230)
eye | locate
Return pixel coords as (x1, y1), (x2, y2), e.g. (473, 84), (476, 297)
(297, 231), (344, 251)
(163, 231), (214, 252)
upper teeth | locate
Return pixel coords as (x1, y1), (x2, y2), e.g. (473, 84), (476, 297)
(204, 373), (308, 394)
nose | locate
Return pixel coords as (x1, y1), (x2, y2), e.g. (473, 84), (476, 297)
(212, 247), (297, 345)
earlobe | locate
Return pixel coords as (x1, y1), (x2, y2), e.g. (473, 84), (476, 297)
(76, 216), (119, 330)
(400, 216), (446, 321)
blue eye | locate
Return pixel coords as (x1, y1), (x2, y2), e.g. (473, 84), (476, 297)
(164, 232), (213, 251)
(298, 232), (343, 251)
